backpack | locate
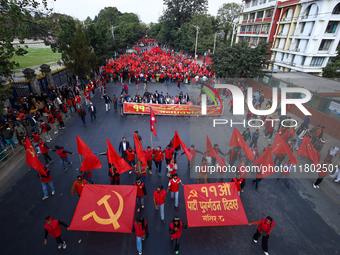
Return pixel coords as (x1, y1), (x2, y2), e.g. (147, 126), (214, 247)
(45, 124), (51, 131)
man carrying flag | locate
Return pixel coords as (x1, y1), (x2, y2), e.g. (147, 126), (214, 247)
(150, 108), (158, 137)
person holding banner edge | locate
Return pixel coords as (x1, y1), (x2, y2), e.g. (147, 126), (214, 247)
(249, 216), (275, 255)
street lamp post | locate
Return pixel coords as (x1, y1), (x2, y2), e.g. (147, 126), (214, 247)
(111, 25), (119, 40)
(213, 32), (217, 54)
(192, 25), (199, 59)
(231, 23), (237, 47)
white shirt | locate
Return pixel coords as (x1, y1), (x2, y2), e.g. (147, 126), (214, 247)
(122, 142), (126, 151)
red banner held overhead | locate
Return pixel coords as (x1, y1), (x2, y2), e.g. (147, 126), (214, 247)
(184, 183), (248, 227)
(77, 135), (102, 172)
(124, 102), (223, 116)
(69, 185), (137, 233)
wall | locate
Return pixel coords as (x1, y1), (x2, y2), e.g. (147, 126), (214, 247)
(248, 79), (340, 140)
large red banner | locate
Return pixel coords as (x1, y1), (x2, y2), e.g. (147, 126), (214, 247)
(184, 183), (248, 227)
(124, 102), (223, 116)
(69, 185), (137, 233)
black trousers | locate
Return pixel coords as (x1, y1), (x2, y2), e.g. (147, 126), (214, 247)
(55, 236), (63, 244)
(241, 179), (246, 190)
(315, 176), (324, 186)
(173, 238), (180, 252)
(90, 112), (96, 121)
(253, 230), (269, 252)
(43, 153), (52, 164)
(147, 160), (152, 171)
(274, 155), (285, 166)
(253, 178), (262, 189)
(111, 179), (120, 185)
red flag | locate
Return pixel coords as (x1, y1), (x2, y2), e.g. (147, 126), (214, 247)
(288, 127), (295, 137)
(207, 135), (225, 169)
(173, 130), (181, 149)
(150, 107), (158, 136)
(25, 137), (45, 175)
(297, 137), (319, 165)
(253, 147), (275, 178)
(77, 135), (102, 172)
(180, 140), (192, 161)
(271, 134), (299, 164)
(106, 138), (132, 174)
(69, 185), (137, 233)
(229, 127), (255, 161)
(134, 134), (147, 165)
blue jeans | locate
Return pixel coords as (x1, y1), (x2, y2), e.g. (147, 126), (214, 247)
(155, 160), (162, 174)
(136, 236), (145, 252)
(5, 138), (15, 148)
(60, 157), (71, 169)
(81, 116), (86, 125)
(69, 106), (74, 114)
(156, 204), (165, 220)
(35, 142), (41, 153)
(171, 191), (179, 207)
(0, 138), (6, 150)
(64, 112), (70, 118)
(297, 137), (303, 148)
(41, 180), (55, 197)
(140, 177), (146, 184)
(44, 132), (52, 141)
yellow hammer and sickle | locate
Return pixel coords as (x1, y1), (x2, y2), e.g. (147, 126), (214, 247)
(82, 190), (123, 230)
(28, 145), (36, 157)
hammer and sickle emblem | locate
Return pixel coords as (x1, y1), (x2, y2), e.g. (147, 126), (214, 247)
(28, 145), (36, 157)
(188, 189), (198, 199)
(82, 190), (123, 230)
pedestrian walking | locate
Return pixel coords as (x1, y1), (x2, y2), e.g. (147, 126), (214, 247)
(55, 110), (65, 129)
(249, 129), (260, 148)
(113, 95), (118, 111)
(47, 111), (58, 134)
(249, 216), (275, 255)
(132, 217), (149, 255)
(103, 94), (112, 112)
(313, 160), (332, 188)
(88, 102), (97, 122)
(82, 170), (94, 184)
(231, 172), (245, 196)
(44, 216), (69, 250)
(134, 177), (147, 212)
(197, 158), (209, 184)
(167, 159), (178, 178)
(32, 131), (41, 153)
(71, 175), (88, 197)
(119, 137), (130, 161)
(118, 98), (124, 116)
(145, 146), (153, 175)
(126, 146), (136, 174)
(39, 120), (52, 142)
(167, 174), (184, 211)
(277, 159), (293, 187)
(38, 139), (53, 166)
(153, 185), (166, 224)
(135, 160), (147, 183)
(38, 167), (55, 200)
(49, 145), (74, 172)
(153, 146), (164, 176)
(169, 217), (187, 254)
(77, 106), (87, 127)
(180, 144), (203, 170)
(108, 165), (120, 185)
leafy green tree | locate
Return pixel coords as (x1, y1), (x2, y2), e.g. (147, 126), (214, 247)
(217, 3), (242, 43)
(323, 46), (340, 78)
(97, 7), (122, 25)
(211, 41), (272, 78)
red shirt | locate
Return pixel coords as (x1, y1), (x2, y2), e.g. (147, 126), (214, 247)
(153, 189), (166, 205)
(168, 177), (181, 192)
(135, 164), (147, 177)
(145, 150), (153, 161)
(126, 149), (135, 161)
(153, 150), (164, 162)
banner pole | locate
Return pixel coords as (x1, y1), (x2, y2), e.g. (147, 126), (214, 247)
(150, 132), (153, 149)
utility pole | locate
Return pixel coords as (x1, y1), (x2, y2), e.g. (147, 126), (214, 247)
(111, 25), (119, 40)
(192, 25), (200, 60)
(213, 32), (217, 54)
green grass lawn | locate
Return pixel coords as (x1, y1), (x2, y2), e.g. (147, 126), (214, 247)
(11, 47), (61, 69)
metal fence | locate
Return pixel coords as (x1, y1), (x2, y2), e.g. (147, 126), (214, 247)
(7, 80), (32, 109)
(52, 68), (68, 87)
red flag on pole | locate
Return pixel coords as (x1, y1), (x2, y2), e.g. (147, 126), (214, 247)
(150, 107), (158, 137)
(179, 140), (192, 161)
(297, 136), (319, 165)
(229, 127), (255, 161)
(106, 138), (132, 174)
(271, 134), (299, 164)
(173, 130), (181, 149)
(207, 135), (225, 168)
(77, 135), (102, 172)
(134, 134), (147, 165)
(25, 137), (45, 175)
(253, 147), (275, 178)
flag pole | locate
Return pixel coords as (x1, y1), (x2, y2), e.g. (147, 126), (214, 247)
(150, 132), (153, 149)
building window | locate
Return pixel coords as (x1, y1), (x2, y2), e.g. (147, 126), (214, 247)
(310, 57), (325, 66)
(245, 37), (250, 42)
(254, 25), (261, 32)
(251, 37), (258, 44)
(247, 25), (253, 32)
(281, 53), (285, 61)
(319, 39), (332, 50)
(262, 24), (270, 32)
(300, 23), (305, 33)
(259, 37), (266, 43)
(245, 0), (251, 8)
(328, 57), (333, 63)
(252, 0), (258, 7)
(243, 14), (249, 21)
(301, 56), (306, 65)
(241, 26), (246, 32)
(257, 11), (264, 19)
(250, 13), (256, 19)
(325, 21), (338, 33)
(259, 0), (266, 4)
(239, 36), (244, 41)
(266, 9), (274, 18)
(305, 5), (311, 18)
(274, 51), (277, 59)
(291, 55), (295, 63)
(333, 3), (340, 14)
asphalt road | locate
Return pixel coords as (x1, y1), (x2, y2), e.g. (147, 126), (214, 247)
(0, 80), (339, 255)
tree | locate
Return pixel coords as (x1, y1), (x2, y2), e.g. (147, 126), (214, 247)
(217, 3), (242, 43)
(60, 26), (96, 77)
(323, 46), (340, 78)
(211, 41), (272, 78)
(97, 7), (122, 25)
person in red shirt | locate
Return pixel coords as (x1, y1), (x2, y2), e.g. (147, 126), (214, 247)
(38, 167), (55, 200)
(55, 110), (65, 129)
(197, 158), (208, 184)
(169, 217), (187, 254)
(167, 174), (184, 211)
(228, 98), (233, 113)
(38, 139), (53, 165)
(134, 177), (147, 212)
(167, 159), (178, 178)
(44, 216), (69, 250)
(164, 145), (175, 167)
(231, 172), (245, 196)
(47, 111), (58, 134)
(71, 175), (88, 197)
(153, 146), (164, 176)
(126, 146), (136, 174)
(153, 185), (166, 224)
(180, 144), (203, 170)
(135, 160), (147, 184)
(49, 145), (75, 172)
(249, 216), (275, 255)
(132, 217), (149, 255)
(32, 131), (41, 153)
(145, 146), (153, 175)
(108, 165), (120, 185)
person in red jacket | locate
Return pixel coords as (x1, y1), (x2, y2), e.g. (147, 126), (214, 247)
(249, 216), (275, 255)
(47, 111), (58, 134)
(134, 177), (147, 212)
(55, 110), (65, 129)
(145, 146), (153, 175)
(135, 160), (147, 184)
(153, 185), (166, 224)
(126, 146), (136, 174)
(71, 175), (88, 197)
(313, 159), (332, 188)
(39, 120), (52, 143)
(167, 174), (184, 211)
(169, 217), (187, 254)
(49, 145), (74, 172)
(32, 131), (41, 153)
(38, 139), (53, 166)
(231, 172), (245, 196)
(132, 217), (149, 255)
(180, 144), (203, 170)
(153, 146), (164, 176)
(197, 158), (208, 184)
(164, 145), (175, 167)
(108, 165), (120, 185)
(38, 167), (55, 200)
(44, 216), (69, 250)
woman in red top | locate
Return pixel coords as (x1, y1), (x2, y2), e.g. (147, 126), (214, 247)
(44, 216), (69, 250)
(169, 217), (187, 254)
(126, 146), (135, 174)
(249, 216), (275, 255)
(132, 217), (149, 255)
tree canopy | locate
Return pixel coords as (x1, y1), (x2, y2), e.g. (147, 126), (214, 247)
(322, 46), (340, 78)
